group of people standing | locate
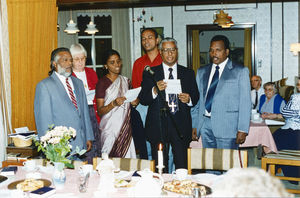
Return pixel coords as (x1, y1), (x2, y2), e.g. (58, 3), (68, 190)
(34, 27), (298, 175)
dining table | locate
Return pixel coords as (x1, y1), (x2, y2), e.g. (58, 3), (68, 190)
(190, 121), (278, 154)
(0, 165), (219, 197)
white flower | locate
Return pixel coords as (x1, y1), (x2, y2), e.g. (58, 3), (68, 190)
(69, 127), (76, 137)
(48, 137), (61, 144)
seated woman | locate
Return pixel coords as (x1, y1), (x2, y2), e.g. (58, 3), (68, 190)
(95, 49), (138, 158)
(259, 82), (286, 120)
(273, 78), (300, 184)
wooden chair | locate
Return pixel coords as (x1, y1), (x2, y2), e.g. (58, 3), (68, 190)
(93, 157), (155, 172)
(261, 150), (300, 194)
(187, 148), (248, 174)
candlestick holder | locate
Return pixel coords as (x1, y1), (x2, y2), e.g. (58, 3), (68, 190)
(156, 165), (165, 175)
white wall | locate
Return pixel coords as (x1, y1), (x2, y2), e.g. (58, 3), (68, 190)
(130, 2), (299, 86)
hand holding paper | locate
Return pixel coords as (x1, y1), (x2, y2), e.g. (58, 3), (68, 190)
(124, 87), (141, 103)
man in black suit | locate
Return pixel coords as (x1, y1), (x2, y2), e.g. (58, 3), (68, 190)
(139, 37), (199, 170)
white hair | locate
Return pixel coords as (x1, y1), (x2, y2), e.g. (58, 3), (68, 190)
(212, 168), (293, 197)
(70, 43), (87, 57)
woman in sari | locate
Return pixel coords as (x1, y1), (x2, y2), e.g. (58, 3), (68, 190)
(95, 49), (137, 158)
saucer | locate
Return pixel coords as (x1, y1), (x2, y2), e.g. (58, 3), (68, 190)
(251, 118), (263, 123)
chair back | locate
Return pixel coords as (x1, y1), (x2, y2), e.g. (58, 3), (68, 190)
(187, 148), (248, 174)
(93, 157), (155, 172)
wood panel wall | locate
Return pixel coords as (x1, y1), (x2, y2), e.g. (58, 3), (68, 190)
(7, 0), (57, 131)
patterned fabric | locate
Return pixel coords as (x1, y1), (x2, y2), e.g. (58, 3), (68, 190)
(205, 65), (219, 113)
(168, 68), (178, 114)
(281, 93), (300, 130)
(66, 78), (78, 109)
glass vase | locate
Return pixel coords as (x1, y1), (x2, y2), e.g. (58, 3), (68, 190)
(52, 162), (66, 190)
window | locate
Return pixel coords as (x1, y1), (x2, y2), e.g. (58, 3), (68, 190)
(77, 12), (112, 77)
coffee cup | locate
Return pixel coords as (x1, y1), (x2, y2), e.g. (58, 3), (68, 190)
(172, 168), (188, 180)
(252, 113), (260, 121)
(80, 164), (93, 176)
(23, 160), (36, 171)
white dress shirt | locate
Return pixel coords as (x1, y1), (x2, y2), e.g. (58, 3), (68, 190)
(204, 58), (228, 116)
(251, 87), (264, 109)
(55, 72), (77, 101)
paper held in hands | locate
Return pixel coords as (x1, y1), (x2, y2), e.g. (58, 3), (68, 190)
(164, 79), (182, 95)
(124, 87), (141, 103)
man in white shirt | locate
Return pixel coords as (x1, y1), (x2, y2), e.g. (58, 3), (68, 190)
(251, 75), (264, 110)
(191, 35), (251, 149)
(34, 48), (94, 158)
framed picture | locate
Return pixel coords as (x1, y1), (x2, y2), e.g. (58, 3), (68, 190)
(200, 52), (209, 66)
(140, 27), (164, 56)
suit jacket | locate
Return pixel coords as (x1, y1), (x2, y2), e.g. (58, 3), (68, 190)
(34, 73), (94, 150)
(139, 64), (199, 144)
(191, 59), (251, 138)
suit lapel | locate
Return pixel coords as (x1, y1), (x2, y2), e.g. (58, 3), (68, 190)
(51, 73), (79, 114)
(215, 59), (233, 93)
(155, 65), (166, 98)
(203, 64), (212, 96)
(71, 76), (82, 113)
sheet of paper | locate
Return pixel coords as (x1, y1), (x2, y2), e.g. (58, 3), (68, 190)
(86, 90), (95, 103)
(164, 79), (182, 94)
(124, 87), (141, 103)
(265, 119), (285, 125)
(14, 127), (29, 133)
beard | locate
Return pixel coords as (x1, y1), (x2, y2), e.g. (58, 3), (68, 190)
(57, 64), (72, 78)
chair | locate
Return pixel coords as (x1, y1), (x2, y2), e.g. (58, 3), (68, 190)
(261, 150), (300, 194)
(93, 157), (155, 172)
(187, 148), (248, 174)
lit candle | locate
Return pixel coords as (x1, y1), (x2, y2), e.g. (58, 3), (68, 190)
(158, 143), (163, 167)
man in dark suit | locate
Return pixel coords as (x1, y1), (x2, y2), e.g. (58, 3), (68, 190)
(34, 48), (94, 158)
(139, 38), (199, 170)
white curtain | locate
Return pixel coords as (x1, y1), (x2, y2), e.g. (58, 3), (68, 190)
(0, 0), (12, 164)
(57, 10), (77, 48)
(112, 8), (132, 79)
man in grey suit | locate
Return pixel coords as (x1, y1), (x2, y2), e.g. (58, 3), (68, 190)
(191, 35), (251, 149)
(34, 47), (94, 156)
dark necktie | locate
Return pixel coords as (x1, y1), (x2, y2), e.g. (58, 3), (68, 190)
(66, 78), (78, 110)
(205, 65), (220, 113)
(168, 68), (178, 114)
(253, 91), (258, 109)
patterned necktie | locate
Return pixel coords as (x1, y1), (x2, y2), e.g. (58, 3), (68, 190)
(253, 91), (258, 109)
(168, 68), (178, 114)
(205, 65), (220, 113)
(66, 78), (78, 110)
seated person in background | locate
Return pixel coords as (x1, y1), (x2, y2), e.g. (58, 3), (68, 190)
(251, 75), (264, 110)
(95, 49), (138, 158)
(259, 82), (286, 119)
(212, 168), (292, 197)
(273, 77), (300, 184)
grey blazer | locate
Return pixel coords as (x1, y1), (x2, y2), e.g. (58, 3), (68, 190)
(191, 59), (251, 138)
(34, 73), (94, 150)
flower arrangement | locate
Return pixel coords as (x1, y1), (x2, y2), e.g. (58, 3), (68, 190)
(34, 125), (86, 168)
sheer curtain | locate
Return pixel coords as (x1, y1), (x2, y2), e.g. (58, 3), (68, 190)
(0, 0), (12, 164)
(57, 10), (77, 48)
(112, 8), (132, 79)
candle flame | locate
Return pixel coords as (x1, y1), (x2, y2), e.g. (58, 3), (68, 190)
(158, 143), (163, 151)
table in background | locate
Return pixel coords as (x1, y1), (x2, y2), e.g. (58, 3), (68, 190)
(190, 122), (278, 154)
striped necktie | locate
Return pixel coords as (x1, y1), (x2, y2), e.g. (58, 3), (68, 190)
(66, 78), (78, 110)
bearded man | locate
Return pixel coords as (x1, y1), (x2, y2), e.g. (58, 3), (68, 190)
(34, 47), (94, 157)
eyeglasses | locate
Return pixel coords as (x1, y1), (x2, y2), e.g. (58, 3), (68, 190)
(161, 48), (177, 53)
(264, 88), (274, 92)
(73, 57), (86, 62)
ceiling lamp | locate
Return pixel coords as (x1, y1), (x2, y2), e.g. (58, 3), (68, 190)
(64, 11), (79, 34)
(85, 21), (99, 35)
(290, 43), (300, 56)
(213, 10), (234, 28)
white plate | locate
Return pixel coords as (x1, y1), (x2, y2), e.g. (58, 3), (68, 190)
(251, 118), (264, 123)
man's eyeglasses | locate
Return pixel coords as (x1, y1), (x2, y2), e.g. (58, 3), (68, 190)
(161, 48), (177, 53)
